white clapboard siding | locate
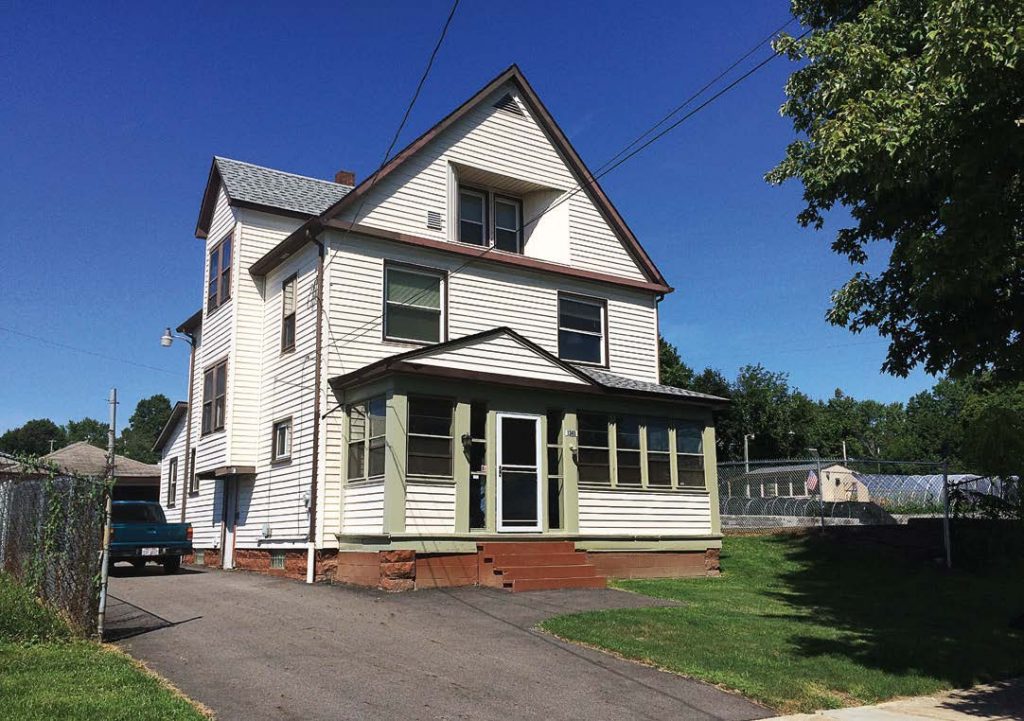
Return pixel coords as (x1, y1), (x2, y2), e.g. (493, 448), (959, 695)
(342, 482), (385, 534)
(405, 482), (456, 534)
(414, 334), (587, 385)
(325, 233), (659, 382)
(578, 489), (713, 535)
(158, 414), (187, 518)
(333, 81), (647, 283)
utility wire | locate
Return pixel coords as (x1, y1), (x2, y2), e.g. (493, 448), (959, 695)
(321, 19), (805, 360)
(0, 325), (179, 376)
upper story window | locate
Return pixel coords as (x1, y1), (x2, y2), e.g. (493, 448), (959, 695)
(167, 457), (178, 508)
(207, 234), (232, 311)
(558, 294), (606, 365)
(384, 264), (444, 344)
(201, 360), (227, 435)
(281, 275), (296, 353)
(458, 187), (523, 254)
(272, 417), (292, 462)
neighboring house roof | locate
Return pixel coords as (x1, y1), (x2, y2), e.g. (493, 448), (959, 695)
(330, 327), (728, 406)
(41, 442), (159, 479)
(152, 401), (189, 453)
(195, 156), (353, 239)
(249, 65), (672, 292)
(176, 308), (202, 335)
(0, 451), (25, 477)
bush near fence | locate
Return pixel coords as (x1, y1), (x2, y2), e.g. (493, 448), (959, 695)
(0, 456), (109, 636)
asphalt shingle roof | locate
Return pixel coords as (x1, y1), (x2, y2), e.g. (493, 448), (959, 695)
(573, 366), (728, 402)
(215, 157), (352, 217)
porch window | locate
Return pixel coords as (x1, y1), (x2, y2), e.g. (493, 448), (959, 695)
(616, 416), (642, 486)
(546, 411), (563, 529)
(407, 397), (453, 477)
(167, 457), (178, 507)
(557, 295), (606, 365)
(577, 413), (610, 484)
(207, 233), (232, 311)
(347, 397), (386, 482)
(281, 274), (296, 353)
(201, 360), (227, 435)
(647, 419), (671, 487)
(384, 265), (444, 343)
(676, 420), (705, 487)
(469, 402), (487, 529)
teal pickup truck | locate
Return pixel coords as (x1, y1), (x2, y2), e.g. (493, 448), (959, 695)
(110, 501), (193, 574)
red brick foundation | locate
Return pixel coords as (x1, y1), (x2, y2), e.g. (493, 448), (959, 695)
(586, 550), (720, 580)
(332, 550), (480, 591)
(183, 548), (338, 582)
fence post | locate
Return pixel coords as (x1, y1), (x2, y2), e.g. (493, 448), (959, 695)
(816, 453), (825, 531)
(97, 388), (117, 639)
(941, 459), (952, 569)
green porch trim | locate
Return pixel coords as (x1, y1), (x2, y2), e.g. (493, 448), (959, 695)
(562, 411), (580, 533)
(334, 533), (722, 554)
(383, 391), (407, 534)
(702, 420), (722, 536)
(453, 400), (471, 533)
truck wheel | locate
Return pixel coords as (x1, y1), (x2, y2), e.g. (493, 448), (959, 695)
(163, 556), (181, 574)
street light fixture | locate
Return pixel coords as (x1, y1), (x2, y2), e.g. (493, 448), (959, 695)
(743, 433), (756, 473)
(160, 327), (194, 348)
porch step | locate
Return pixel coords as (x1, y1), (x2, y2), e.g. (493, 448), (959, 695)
(476, 541), (607, 592)
(502, 576), (607, 592)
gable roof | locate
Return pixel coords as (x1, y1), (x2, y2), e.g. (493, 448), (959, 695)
(330, 327), (727, 405)
(152, 401), (189, 453)
(42, 442), (158, 479)
(195, 157), (353, 239)
(250, 66), (671, 292)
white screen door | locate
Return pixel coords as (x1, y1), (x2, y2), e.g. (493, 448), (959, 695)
(496, 412), (543, 532)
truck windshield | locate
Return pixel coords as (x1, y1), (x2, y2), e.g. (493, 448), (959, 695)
(112, 504), (166, 524)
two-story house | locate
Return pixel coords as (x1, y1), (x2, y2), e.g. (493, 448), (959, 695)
(154, 65), (727, 591)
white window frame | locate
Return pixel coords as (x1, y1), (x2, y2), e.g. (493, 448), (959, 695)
(492, 194), (523, 254)
(557, 294), (607, 366)
(167, 457), (178, 508)
(457, 187), (488, 247)
(456, 185), (524, 254)
(272, 417), (292, 463)
(383, 264), (445, 344)
(281, 274), (297, 354)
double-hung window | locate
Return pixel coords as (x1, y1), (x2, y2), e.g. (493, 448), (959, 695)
(347, 397), (386, 482)
(384, 265), (444, 343)
(558, 295), (606, 365)
(577, 413), (610, 484)
(207, 234), (232, 311)
(616, 416), (641, 486)
(167, 457), (178, 507)
(407, 397), (454, 477)
(272, 418), (292, 462)
(676, 420), (705, 486)
(201, 360), (227, 435)
(647, 419), (671, 486)
(457, 187), (523, 254)
(281, 275), (296, 353)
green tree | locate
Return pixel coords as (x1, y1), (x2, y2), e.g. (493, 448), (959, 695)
(0, 419), (66, 456)
(658, 336), (696, 388)
(960, 382), (1024, 478)
(65, 417), (108, 448)
(119, 395), (172, 464)
(769, 1), (1024, 380)
(728, 365), (820, 461)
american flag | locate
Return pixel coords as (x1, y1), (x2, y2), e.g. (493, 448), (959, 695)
(806, 470), (818, 492)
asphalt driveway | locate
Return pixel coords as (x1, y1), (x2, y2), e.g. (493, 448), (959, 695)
(108, 566), (770, 721)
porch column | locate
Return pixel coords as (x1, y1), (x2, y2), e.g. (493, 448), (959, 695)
(383, 391), (407, 534)
(453, 400), (471, 533)
(562, 411), (580, 533)
(702, 415), (721, 536)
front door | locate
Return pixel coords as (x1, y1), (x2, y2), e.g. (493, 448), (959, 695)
(222, 478), (238, 569)
(496, 412), (543, 532)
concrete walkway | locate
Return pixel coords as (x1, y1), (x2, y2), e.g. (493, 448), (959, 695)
(767, 679), (1024, 721)
(107, 565), (770, 721)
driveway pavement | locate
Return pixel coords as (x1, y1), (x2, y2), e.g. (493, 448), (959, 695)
(108, 566), (770, 721)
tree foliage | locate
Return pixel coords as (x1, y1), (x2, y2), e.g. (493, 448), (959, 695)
(769, 0), (1024, 380)
(119, 395), (172, 464)
(0, 419), (66, 456)
(65, 417), (108, 448)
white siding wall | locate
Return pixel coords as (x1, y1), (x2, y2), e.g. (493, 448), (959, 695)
(405, 482), (456, 534)
(158, 416), (186, 516)
(578, 489), (713, 535)
(325, 233), (659, 382)
(334, 82), (648, 283)
(233, 244), (319, 549)
(183, 327), (223, 549)
(342, 481), (385, 534)
(414, 334), (588, 384)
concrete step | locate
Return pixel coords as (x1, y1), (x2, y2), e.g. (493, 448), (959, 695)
(504, 576), (607, 592)
(496, 564), (600, 580)
(476, 541), (577, 556)
(481, 552), (589, 568)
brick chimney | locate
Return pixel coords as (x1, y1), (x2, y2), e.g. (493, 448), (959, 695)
(334, 169), (356, 186)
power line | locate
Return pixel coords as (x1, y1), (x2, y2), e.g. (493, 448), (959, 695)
(0, 325), (179, 376)
(321, 18), (804, 361)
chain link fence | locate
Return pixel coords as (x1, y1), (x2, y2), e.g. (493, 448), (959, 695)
(0, 456), (110, 636)
(717, 457), (1014, 530)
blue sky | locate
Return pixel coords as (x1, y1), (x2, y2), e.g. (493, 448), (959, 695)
(0, 0), (935, 434)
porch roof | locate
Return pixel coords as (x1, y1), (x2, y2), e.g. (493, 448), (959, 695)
(328, 327), (728, 406)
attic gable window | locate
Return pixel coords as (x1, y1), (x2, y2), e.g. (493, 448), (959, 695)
(457, 187), (523, 254)
(207, 234), (232, 311)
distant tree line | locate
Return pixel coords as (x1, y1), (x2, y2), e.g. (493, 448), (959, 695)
(659, 337), (1024, 476)
(0, 394), (172, 465)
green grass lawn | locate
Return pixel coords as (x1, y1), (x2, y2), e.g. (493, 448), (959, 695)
(542, 534), (1024, 714)
(0, 573), (207, 721)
